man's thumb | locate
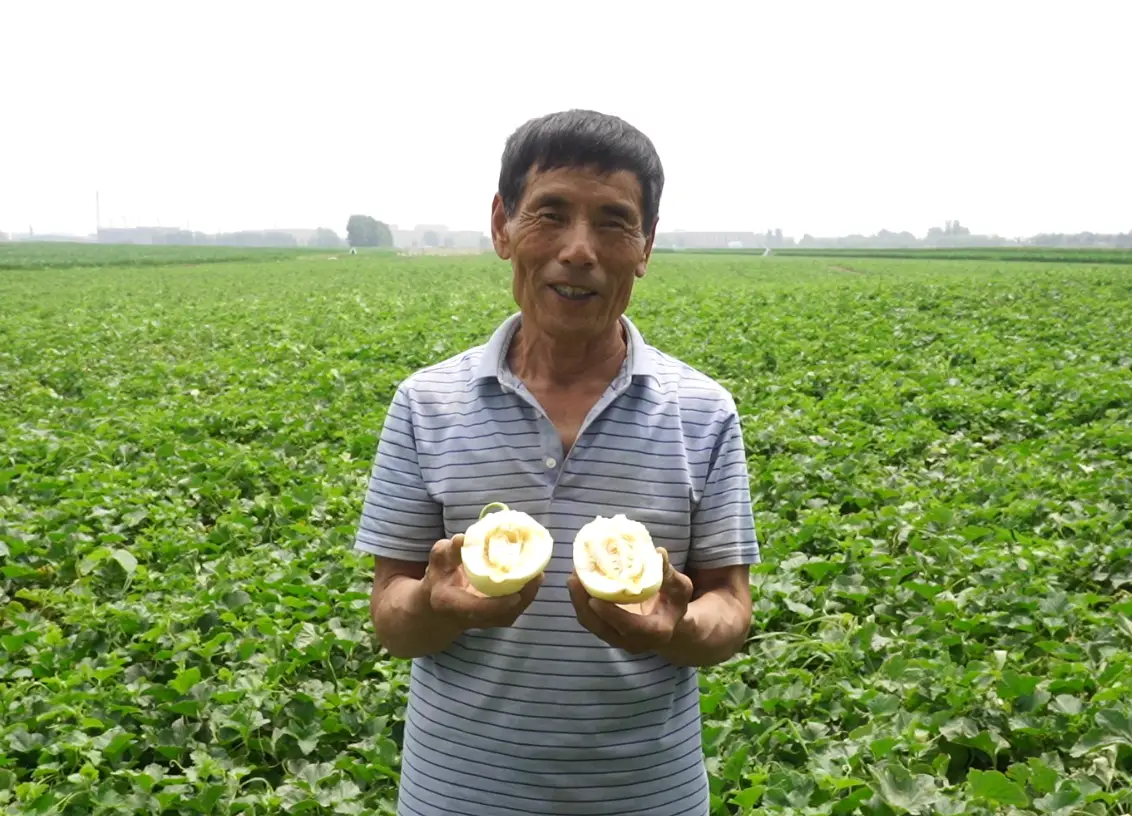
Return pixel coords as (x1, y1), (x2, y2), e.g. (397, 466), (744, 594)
(442, 534), (467, 571)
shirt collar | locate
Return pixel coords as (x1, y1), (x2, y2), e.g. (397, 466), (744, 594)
(470, 311), (659, 385)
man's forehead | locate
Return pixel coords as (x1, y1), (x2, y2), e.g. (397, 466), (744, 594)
(521, 164), (643, 206)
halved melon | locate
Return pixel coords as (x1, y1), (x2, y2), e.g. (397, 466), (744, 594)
(460, 502), (553, 597)
(572, 514), (663, 604)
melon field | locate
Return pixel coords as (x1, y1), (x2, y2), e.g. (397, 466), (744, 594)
(1, 245), (1131, 815)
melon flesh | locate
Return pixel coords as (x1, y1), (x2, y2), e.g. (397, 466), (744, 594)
(572, 514), (663, 604)
(460, 503), (553, 597)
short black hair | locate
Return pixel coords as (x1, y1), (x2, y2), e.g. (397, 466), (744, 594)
(497, 109), (665, 234)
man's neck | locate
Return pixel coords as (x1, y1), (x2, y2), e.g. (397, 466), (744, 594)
(509, 319), (627, 390)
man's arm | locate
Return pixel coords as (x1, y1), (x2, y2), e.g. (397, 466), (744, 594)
(371, 541), (544, 658)
(355, 384), (451, 654)
(357, 385), (545, 658)
(653, 564), (751, 667)
(666, 401), (760, 666)
(370, 558), (463, 659)
(569, 401), (760, 666)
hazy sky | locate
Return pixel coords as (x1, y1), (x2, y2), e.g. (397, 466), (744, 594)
(3, 0), (1128, 239)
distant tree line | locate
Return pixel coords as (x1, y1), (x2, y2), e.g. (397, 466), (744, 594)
(93, 228), (303, 248)
(91, 226), (351, 249)
(83, 217), (403, 251)
(346, 215), (393, 248)
(757, 220), (1132, 250)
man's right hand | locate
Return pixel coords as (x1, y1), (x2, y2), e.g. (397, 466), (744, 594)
(421, 533), (543, 630)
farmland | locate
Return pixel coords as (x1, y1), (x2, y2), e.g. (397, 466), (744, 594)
(659, 247), (1132, 265)
(1, 246), (1131, 815)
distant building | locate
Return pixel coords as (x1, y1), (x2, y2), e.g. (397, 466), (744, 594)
(389, 224), (489, 251)
(94, 226), (305, 247)
(97, 226), (184, 245)
(654, 230), (765, 250)
(10, 231), (94, 243)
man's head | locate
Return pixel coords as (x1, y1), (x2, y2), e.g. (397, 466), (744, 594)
(491, 109), (664, 344)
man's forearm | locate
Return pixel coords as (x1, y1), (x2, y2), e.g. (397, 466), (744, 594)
(655, 589), (750, 667)
(371, 574), (463, 659)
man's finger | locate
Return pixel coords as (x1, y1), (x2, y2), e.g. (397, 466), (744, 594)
(427, 537), (458, 573)
(442, 534), (467, 569)
(567, 573), (630, 649)
(657, 548), (694, 603)
(590, 597), (671, 643)
(657, 547), (677, 589)
(432, 582), (523, 621)
(516, 572), (544, 606)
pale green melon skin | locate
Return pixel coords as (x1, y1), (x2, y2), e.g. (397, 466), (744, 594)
(581, 575), (662, 605)
(464, 565), (548, 598)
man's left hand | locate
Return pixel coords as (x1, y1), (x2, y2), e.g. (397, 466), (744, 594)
(567, 548), (695, 655)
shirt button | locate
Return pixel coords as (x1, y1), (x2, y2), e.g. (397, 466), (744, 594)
(545, 457), (557, 468)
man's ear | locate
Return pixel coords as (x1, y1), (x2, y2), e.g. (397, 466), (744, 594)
(490, 193), (511, 260)
(636, 217), (658, 278)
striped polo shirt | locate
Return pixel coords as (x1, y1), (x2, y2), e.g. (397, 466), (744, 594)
(354, 311), (760, 816)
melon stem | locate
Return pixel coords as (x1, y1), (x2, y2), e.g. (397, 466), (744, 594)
(478, 501), (509, 520)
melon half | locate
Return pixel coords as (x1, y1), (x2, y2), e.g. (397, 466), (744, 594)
(572, 514), (664, 604)
(460, 502), (554, 597)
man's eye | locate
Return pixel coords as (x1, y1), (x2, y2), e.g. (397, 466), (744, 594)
(538, 211), (565, 223)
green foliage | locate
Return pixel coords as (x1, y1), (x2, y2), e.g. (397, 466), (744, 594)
(307, 229), (345, 250)
(718, 246), (1132, 264)
(345, 216), (393, 248)
(0, 242), (320, 270)
(1, 251), (1130, 814)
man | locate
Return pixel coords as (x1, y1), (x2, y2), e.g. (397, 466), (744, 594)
(355, 109), (760, 816)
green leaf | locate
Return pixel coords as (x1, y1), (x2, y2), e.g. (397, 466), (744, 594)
(968, 769), (1029, 807)
(1095, 708), (1132, 743)
(223, 589), (253, 608)
(1034, 788), (1084, 813)
(730, 785), (764, 809)
(721, 742), (749, 782)
(1026, 758), (1060, 794)
(950, 727), (1010, 761)
(832, 787), (873, 814)
(1050, 694), (1083, 715)
(77, 546), (112, 575)
(111, 548), (137, 576)
(168, 667), (202, 694)
(1, 564), (37, 579)
(1, 632), (37, 652)
(869, 764), (939, 812)
(997, 671), (1040, 700)
(870, 737), (899, 758)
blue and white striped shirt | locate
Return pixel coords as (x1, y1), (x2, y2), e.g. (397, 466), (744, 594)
(355, 312), (760, 816)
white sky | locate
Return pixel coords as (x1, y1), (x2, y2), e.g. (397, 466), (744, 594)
(2, 0), (1128, 240)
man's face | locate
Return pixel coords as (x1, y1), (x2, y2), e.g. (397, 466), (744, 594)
(491, 164), (655, 342)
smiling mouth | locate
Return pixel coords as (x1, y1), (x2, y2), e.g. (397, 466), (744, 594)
(549, 283), (597, 301)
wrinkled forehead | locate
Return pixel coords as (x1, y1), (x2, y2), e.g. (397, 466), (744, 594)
(519, 164), (645, 218)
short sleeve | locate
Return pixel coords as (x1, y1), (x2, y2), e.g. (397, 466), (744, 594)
(353, 383), (445, 561)
(687, 406), (760, 570)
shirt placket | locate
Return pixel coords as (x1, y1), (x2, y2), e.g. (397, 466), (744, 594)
(500, 369), (632, 497)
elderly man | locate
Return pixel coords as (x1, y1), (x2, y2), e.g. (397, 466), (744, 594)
(355, 109), (760, 816)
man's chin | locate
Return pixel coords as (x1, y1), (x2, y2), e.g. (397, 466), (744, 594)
(537, 314), (616, 342)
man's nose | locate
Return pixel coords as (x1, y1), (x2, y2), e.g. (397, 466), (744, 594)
(558, 219), (598, 267)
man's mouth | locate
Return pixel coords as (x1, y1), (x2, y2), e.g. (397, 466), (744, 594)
(549, 284), (596, 301)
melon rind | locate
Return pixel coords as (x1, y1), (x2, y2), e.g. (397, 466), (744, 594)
(460, 504), (553, 597)
(572, 514), (664, 604)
